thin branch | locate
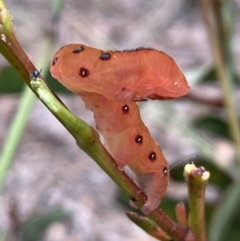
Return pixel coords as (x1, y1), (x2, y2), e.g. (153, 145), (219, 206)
(175, 202), (188, 227)
(184, 163), (209, 241)
(126, 212), (171, 241)
(0, 87), (35, 188)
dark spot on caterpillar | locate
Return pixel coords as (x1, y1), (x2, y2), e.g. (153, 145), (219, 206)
(52, 57), (58, 66)
(135, 135), (143, 144)
(163, 167), (168, 175)
(100, 52), (111, 60)
(148, 152), (156, 161)
(79, 67), (90, 77)
(122, 105), (129, 114)
(130, 197), (137, 202)
(73, 46), (84, 53)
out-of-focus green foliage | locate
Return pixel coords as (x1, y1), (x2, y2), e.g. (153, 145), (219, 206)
(193, 116), (231, 140)
(20, 209), (70, 241)
(0, 66), (24, 92)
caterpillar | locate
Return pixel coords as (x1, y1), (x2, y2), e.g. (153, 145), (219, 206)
(50, 44), (189, 214)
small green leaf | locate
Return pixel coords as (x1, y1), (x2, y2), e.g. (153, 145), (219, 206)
(20, 209), (70, 241)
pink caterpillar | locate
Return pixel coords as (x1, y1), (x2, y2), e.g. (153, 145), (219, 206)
(50, 44), (189, 214)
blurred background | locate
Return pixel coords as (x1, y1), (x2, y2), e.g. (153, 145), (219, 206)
(0, 0), (240, 240)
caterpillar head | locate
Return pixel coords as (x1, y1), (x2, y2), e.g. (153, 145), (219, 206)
(51, 44), (104, 95)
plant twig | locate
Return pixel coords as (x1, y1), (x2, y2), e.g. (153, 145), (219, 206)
(0, 87), (35, 188)
(126, 212), (171, 241)
(184, 163), (209, 241)
(175, 202), (188, 227)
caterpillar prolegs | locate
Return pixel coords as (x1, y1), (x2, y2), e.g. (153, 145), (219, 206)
(50, 44), (189, 214)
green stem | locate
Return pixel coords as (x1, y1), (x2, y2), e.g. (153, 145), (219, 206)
(199, 0), (240, 169)
(0, 0), (65, 188)
(212, 0), (234, 84)
(0, 232), (6, 241)
(0, 87), (35, 188)
(209, 177), (240, 241)
(51, 0), (65, 22)
(184, 164), (209, 241)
